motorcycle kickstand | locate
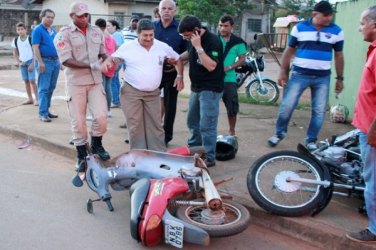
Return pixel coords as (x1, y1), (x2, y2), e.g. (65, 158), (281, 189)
(86, 198), (114, 213)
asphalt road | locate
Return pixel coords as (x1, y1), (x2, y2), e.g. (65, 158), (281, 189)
(0, 133), (321, 250)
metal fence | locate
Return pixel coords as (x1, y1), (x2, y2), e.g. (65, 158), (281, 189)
(259, 33), (289, 52)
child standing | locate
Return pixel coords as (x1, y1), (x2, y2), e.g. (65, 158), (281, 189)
(11, 22), (38, 105)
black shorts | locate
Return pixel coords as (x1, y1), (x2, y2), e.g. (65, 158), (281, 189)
(222, 83), (239, 116)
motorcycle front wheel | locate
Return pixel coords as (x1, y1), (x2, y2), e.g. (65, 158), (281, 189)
(246, 79), (279, 104)
(247, 151), (326, 217)
(176, 199), (250, 237)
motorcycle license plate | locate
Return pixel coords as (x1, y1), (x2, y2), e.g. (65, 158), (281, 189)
(165, 219), (184, 248)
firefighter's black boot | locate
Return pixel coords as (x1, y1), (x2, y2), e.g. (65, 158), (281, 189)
(75, 145), (88, 172)
(91, 136), (110, 161)
(72, 145), (88, 188)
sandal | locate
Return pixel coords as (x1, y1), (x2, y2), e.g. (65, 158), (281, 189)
(22, 100), (33, 105)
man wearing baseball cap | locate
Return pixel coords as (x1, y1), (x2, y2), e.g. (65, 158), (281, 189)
(122, 15), (139, 43)
(313, 0), (335, 15)
(267, 0), (344, 151)
(54, 2), (111, 186)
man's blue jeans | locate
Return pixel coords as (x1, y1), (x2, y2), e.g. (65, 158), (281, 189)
(111, 66), (121, 106)
(102, 74), (112, 111)
(359, 132), (376, 235)
(275, 72), (330, 144)
(36, 58), (60, 117)
(187, 90), (222, 161)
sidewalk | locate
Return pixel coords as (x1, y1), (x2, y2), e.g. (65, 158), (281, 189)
(0, 53), (374, 249)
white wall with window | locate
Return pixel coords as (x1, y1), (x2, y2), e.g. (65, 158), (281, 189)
(240, 12), (269, 45)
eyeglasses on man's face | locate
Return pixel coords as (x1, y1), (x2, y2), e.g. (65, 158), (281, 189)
(179, 31), (193, 40)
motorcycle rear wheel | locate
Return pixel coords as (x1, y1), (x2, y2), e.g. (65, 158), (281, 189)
(176, 199), (250, 237)
(246, 79), (279, 104)
(247, 151), (326, 217)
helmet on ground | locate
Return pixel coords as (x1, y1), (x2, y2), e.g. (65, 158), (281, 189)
(215, 135), (238, 161)
(330, 104), (349, 123)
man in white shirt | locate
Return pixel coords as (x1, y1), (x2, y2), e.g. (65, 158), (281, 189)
(102, 19), (184, 151)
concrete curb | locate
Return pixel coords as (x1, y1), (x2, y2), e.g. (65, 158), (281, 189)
(0, 125), (76, 160)
(246, 205), (374, 250)
(2, 124), (375, 250)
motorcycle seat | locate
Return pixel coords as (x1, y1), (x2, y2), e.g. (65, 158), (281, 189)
(129, 178), (151, 241)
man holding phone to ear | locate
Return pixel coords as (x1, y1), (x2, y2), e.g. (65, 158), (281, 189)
(179, 15), (224, 167)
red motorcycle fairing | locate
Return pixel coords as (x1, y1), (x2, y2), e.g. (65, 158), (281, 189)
(138, 177), (189, 246)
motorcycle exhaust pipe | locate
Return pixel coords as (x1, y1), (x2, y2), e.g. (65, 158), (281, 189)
(202, 170), (223, 210)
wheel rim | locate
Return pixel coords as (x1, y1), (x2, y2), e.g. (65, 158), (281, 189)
(255, 155), (322, 209)
(248, 80), (277, 103)
(183, 203), (241, 226)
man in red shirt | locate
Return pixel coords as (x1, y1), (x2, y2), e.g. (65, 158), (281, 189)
(346, 5), (376, 243)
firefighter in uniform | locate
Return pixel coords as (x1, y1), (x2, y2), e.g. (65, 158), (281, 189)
(54, 2), (110, 183)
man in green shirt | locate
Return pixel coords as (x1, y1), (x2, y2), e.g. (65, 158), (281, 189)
(218, 15), (247, 136)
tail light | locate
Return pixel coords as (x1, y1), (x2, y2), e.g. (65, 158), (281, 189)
(143, 214), (163, 246)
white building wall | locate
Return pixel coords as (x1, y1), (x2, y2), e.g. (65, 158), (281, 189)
(42, 0), (156, 29)
(42, 0), (109, 26)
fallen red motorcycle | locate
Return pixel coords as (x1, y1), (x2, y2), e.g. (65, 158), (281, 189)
(81, 146), (250, 248)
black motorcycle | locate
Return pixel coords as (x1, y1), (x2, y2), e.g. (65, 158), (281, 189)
(235, 45), (279, 104)
(247, 129), (365, 217)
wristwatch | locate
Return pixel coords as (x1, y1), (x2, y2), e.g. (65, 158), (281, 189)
(196, 48), (204, 55)
(335, 76), (344, 81)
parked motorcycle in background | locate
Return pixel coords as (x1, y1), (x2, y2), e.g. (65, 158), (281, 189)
(235, 35), (280, 104)
(82, 146), (250, 248)
(247, 129), (365, 217)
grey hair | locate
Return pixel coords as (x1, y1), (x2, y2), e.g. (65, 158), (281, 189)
(365, 5), (376, 23)
(159, 0), (176, 10)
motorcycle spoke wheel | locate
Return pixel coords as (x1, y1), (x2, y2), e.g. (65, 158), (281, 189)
(246, 79), (279, 104)
(247, 151), (325, 217)
(176, 199), (250, 237)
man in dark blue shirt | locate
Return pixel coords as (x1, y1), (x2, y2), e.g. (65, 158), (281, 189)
(153, 0), (187, 146)
(32, 8), (60, 122)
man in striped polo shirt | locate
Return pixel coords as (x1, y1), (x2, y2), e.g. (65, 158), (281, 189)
(268, 1), (344, 151)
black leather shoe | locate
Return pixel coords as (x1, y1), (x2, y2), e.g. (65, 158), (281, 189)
(48, 112), (58, 118)
(39, 115), (51, 122)
(119, 123), (127, 129)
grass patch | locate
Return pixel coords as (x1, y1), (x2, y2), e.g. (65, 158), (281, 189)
(238, 93), (279, 106)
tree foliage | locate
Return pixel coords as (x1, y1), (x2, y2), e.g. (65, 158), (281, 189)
(176, 0), (254, 27)
(277, 0), (317, 18)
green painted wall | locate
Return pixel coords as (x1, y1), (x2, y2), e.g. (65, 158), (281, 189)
(330, 0), (376, 118)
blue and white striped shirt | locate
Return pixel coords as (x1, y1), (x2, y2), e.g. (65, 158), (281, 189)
(289, 18), (344, 76)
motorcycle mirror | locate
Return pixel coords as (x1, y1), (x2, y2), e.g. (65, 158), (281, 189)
(253, 33), (258, 41)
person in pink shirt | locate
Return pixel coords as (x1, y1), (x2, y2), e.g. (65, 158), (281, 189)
(346, 5), (376, 243)
(95, 18), (116, 117)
